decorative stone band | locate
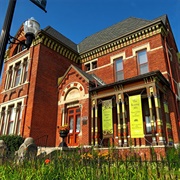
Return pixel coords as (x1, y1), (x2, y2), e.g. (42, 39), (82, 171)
(80, 22), (166, 63)
(33, 34), (80, 63)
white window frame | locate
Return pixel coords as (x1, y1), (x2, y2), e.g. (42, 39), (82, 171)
(114, 57), (124, 81)
(0, 98), (24, 135)
(110, 52), (125, 82)
(137, 49), (149, 74)
(4, 54), (29, 90)
(84, 59), (98, 72)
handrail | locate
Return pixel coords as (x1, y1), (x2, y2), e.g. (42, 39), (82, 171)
(34, 135), (48, 148)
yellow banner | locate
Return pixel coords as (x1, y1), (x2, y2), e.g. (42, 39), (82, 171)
(129, 95), (144, 138)
(102, 99), (113, 137)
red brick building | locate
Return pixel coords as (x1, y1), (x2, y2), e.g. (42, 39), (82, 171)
(0, 15), (180, 154)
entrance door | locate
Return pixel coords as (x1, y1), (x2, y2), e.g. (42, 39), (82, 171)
(67, 107), (80, 146)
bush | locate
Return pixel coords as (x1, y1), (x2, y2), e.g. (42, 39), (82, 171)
(0, 135), (24, 155)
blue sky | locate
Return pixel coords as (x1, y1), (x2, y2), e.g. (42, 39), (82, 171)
(0, 0), (180, 51)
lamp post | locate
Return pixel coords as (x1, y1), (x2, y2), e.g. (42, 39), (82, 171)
(0, 0), (46, 75)
(0, 0), (16, 75)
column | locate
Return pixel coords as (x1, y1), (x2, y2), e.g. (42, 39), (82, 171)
(0, 109), (5, 134)
(4, 68), (12, 89)
(148, 86), (156, 145)
(116, 94), (121, 146)
(121, 94), (127, 147)
(91, 99), (95, 145)
(4, 70), (9, 90)
(94, 102), (98, 146)
(3, 109), (10, 134)
(154, 88), (164, 145)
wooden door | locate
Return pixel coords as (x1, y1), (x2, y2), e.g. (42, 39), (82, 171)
(67, 107), (80, 146)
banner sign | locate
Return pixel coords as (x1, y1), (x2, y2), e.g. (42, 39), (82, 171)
(129, 95), (144, 138)
(30, 0), (47, 12)
(102, 99), (113, 137)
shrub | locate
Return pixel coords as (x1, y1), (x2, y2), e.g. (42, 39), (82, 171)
(0, 135), (24, 155)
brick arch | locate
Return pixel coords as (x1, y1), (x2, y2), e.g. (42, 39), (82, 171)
(3, 94), (8, 102)
(59, 82), (85, 103)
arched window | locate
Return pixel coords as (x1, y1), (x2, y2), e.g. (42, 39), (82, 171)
(12, 41), (26, 56)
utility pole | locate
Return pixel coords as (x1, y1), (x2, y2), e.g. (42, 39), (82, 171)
(0, 0), (47, 75)
(0, 0), (17, 75)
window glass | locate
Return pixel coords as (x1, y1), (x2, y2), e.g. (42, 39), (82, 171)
(16, 103), (22, 135)
(15, 66), (21, 86)
(69, 116), (74, 133)
(23, 60), (28, 83)
(145, 116), (151, 133)
(115, 57), (124, 81)
(140, 64), (148, 74)
(8, 106), (15, 135)
(76, 115), (80, 132)
(85, 63), (90, 71)
(92, 61), (97, 69)
(12, 41), (26, 56)
(85, 60), (97, 71)
(137, 49), (148, 74)
(138, 50), (147, 64)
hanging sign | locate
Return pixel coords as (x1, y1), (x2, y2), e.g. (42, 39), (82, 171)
(129, 95), (144, 138)
(30, 0), (47, 12)
(102, 99), (113, 138)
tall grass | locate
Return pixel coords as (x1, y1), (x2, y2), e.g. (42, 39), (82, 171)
(0, 146), (180, 180)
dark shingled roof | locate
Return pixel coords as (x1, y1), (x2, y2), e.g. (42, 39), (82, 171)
(43, 26), (78, 52)
(78, 15), (167, 53)
(43, 15), (167, 54)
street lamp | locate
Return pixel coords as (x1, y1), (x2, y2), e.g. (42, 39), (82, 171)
(8, 17), (40, 49)
(23, 17), (40, 49)
(0, 0), (46, 76)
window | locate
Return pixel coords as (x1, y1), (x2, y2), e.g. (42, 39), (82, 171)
(84, 60), (97, 71)
(16, 103), (22, 135)
(92, 61), (97, 69)
(115, 57), (124, 81)
(5, 66), (13, 89)
(22, 59), (28, 83)
(0, 108), (5, 135)
(14, 63), (21, 86)
(85, 63), (90, 71)
(7, 106), (15, 135)
(137, 49), (148, 74)
(5, 56), (29, 90)
(0, 101), (23, 135)
(12, 41), (26, 56)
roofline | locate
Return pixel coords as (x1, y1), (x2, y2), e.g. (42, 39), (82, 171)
(89, 70), (170, 92)
(58, 65), (91, 88)
(38, 29), (79, 54)
(79, 18), (166, 54)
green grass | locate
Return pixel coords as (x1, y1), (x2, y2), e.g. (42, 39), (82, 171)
(0, 147), (180, 180)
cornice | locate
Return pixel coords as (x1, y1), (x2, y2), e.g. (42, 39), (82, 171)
(80, 22), (167, 63)
(33, 33), (80, 63)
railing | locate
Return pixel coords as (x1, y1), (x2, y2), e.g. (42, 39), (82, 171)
(34, 135), (48, 148)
